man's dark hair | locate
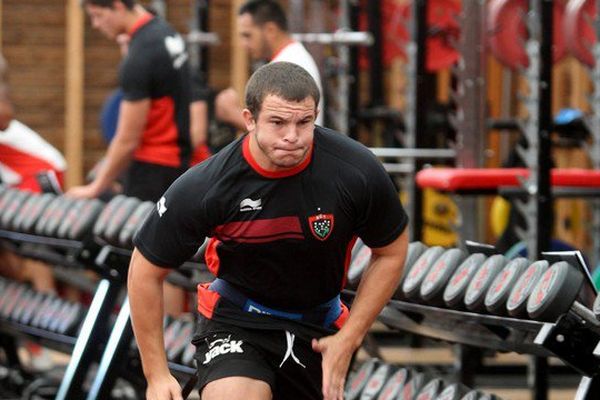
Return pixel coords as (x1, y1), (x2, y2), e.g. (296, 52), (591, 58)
(238, 0), (287, 31)
(245, 62), (320, 118)
(81, 0), (135, 9)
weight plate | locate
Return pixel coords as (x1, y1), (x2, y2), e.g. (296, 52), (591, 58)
(485, 257), (529, 315)
(376, 368), (409, 400)
(360, 364), (392, 400)
(444, 253), (487, 309)
(394, 241), (428, 300)
(506, 260), (549, 317)
(402, 246), (445, 300)
(345, 358), (380, 400)
(420, 248), (465, 305)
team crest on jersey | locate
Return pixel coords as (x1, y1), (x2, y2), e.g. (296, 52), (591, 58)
(308, 214), (334, 241)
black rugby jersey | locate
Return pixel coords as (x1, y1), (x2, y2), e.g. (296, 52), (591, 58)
(120, 15), (191, 169)
(134, 127), (407, 319)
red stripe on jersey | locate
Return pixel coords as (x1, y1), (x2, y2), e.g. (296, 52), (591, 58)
(0, 144), (64, 193)
(342, 236), (358, 289)
(205, 238), (222, 276)
(242, 135), (313, 178)
(129, 13), (153, 36)
(333, 302), (349, 329)
(133, 96), (182, 167)
(197, 283), (220, 319)
(214, 217), (304, 242)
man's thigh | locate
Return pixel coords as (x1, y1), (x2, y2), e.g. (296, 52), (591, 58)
(202, 377), (271, 400)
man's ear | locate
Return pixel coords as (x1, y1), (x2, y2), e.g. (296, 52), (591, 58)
(242, 109), (256, 132)
(262, 21), (279, 41)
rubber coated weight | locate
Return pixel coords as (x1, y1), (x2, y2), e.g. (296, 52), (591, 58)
(479, 394), (502, 400)
(402, 246), (445, 300)
(420, 248), (465, 305)
(359, 364), (392, 400)
(394, 242), (428, 300)
(0, 282), (20, 317)
(20, 193), (54, 233)
(10, 194), (40, 232)
(45, 197), (75, 237)
(564, 0), (595, 67)
(167, 320), (194, 363)
(527, 261), (585, 322)
(398, 373), (424, 400)
(459, 391), (481, 400)
(345, 358), (380, 400)
(444, 253), (487, 309)
(464, 255), (507, 312)
(30, 295), (56, 328)
(1, 284), (26, 319)
(10, 289), (34, 322)
(58, 302), (84, 336)
(593, 292), (600, 320)
(506, 260), (549, 317)
(118, 200), (154, 248)
(164, 319), (184, 356)
(181, 341), (197, 367)
(347, 240), (372, 290)
(69, 199), (104, 240)
(436, 383), (471, 400)
(0, 189), (19, 225)
(34, 197), (64, 235)
(484, 257), (529, 315)
(415, 378), (444, 400)
(39, 298), (64, 330)
(20, 292), (46, 325)
(56, 199), (85, 239)
(93, 195), (126, 239)
(1, 190), (30, 230)
(376, 368), (409, 400)
(102, 197), (141, 245)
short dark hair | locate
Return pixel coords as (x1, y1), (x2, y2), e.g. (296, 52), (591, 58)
(238, 0), (287, 31)
(81, 0), (135, 9)
(245, 62), (320, 119)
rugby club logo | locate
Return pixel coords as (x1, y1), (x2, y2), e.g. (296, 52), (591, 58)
(308, 213), (334, 241)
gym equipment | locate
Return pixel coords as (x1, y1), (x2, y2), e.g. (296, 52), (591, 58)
(436, 383), (470, 400)
(346, 239), (372, 290)
(401, 246), (445, 300)
(19, 193), (55, 233)
(359, 363), (393, 399)
(564, 0), (595, 67)
(10, 194), (41, 232)
(118, 200), (154, 248)
(506, 260), (549, 317)
(34, 196), (64, 236)
(93, 195), (126, 239)
(69, 199), (104, 240)
(345, 358), (379, 400)
(414, 377), (444, 400)
(102, 197), (141, 246)
(166, 320), (194, 363)
(56, 199), (85, 239)
(443, 254), (487, 309)
(376, 368), (409, 400)
(464, 255), (507, 312)
(398, 372), (424, 400)
(44, 197), (76, 237)
(420, 248), (465, 305)
(393, 241), (428, 300)
(484, 257), (529, 315)
(1, 190), (30, 229)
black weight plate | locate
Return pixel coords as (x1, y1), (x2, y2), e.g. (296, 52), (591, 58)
(506, 260), (549, 318)
(397, 372), (424, 400)
(420, 248), (465, 305)
(164, 319), (184, 355)
(527, 261), (584, 321)
(478, 394), (501, 400)
(0, 282), (21, 317)
(402, 246), (445, 300)
(347, 242), (372, 290)
(118, 200), (154, 248)
(10, 289), (34, 322)
(69, 199), (104, 240)
(593, 291), (600, 321)
(30, 295), (57, 328)
(58, 302), (85, 336)
(376, 368), (409, 400)
(20, 193), (55, 233)
(0, 189), (19, 223)
(167, 320), (195, 363)
(34, 197), (64, 235)
(360, 364), (392, 400)
(345, 358), (380, 400)
(443, 253), (487, 309)
(1, 190), (30, 230)
(464, 255), (507, 312)
(47, 301), (72, 332)
(394, 242), (429, 299)
(20, 291), (47, 325)
(45, 197), (75, 237)
(436, 383), (471, 400)
(56, 199), (85, 239)
(1, 284), (27, 319)
(459, 391), (481, 400)
(39, 298), (64, 330)
(10, 194), (40, 232)
(484, 257), (529, 315)
(181, 341), (197, 367)
(414, 377), (443, 400)
(102, 197), (141, 245)
(93, 195), (127, 239)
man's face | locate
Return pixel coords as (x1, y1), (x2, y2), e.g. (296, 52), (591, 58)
(244, 94), (317, 171)
(85, 4), (125, 40)
(237, 13), (270, 60)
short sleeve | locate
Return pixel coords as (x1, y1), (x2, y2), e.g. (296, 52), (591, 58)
(355, 159), (408, 248)
(119, 53), (152, 101)
(133, 170), (210, 268)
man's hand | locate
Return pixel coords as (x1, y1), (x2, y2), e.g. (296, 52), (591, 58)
(66, 183), (101, 199)
(146, 373), (183, 400)
(312, 333), (355, 400)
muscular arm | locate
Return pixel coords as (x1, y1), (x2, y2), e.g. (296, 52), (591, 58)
(312, 228), (408, 400)
(68, 99), (149, 197)
(189, 100), (208, 148)
(128, 248), (182, 400)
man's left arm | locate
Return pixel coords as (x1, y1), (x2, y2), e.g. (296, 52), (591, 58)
(312, 227), (408, 400)
(68, 99), (149, 198)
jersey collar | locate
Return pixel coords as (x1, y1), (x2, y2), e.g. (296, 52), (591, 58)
(270, 40), (295, 61)
(129, 13), (154, 37)
(242, 134), (313, 178)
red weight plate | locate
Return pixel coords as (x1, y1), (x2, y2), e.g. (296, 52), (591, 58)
(402, 246), (445, 300)
(360, 364), (391, 399)
(398, 373), (424, 400)
(415, 378), (443, 400)
(564, 0), (595, 67)
(443, 253), (487, 309)
(484, 257), (529, 315)
(377, 368), (410, 400)
(506, 260), (549, 317)
(346, 358), (379, 400)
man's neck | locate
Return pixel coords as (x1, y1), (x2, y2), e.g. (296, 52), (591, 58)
(124, 5), (152, 34)
(269, 34), (294, 60)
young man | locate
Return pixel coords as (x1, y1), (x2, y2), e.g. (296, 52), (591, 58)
(69, 0), (191, 202)
(128, 62), (408, 400)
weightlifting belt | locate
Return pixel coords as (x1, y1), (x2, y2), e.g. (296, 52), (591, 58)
(202, 278), (348, 328)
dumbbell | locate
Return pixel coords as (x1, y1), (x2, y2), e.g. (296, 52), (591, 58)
(45, 197), (77, 237)
(464, 255), (508, 312)
(30, 294), (58, 328)
(359, 363), (395, 400)
(419, 248), (466, 306)
(118, 200), (155, 249)
(19, 193), (55, 233)
(39, 297), (66, 330)
(375, 368), (410, 400)
(414, 377), (444, 400)
(526, 261), (590, 323)
(56, 199), (85, 239)
(484, 257), (529, 315)
(1, 190), (30, 229)
(0, 281), (20, 317)
(397, 372), (425, 400)
(0, 284), (27, 319)
(93, 195), (127, 239)
(443, 253), (487, 309)
(460, 392), (501, 400)
(393, 241), (428, 300)
(163, 318), (184, 354)
(10, 193), (41, 232)
(345, 358), (380, 400)
(166, 320), (194, 364)
(346, 239), (372, 291)
(10, 288), (35, 322)
(181, 341), (197, 367)
(401, 246), (445, 300)
(506, 260), (549, 318)
(34, 196), (65, 235)
(69, 199), (104, 240)
(0, 188), (18, 213)
(57, 302), (85, 336)
(102, 197), (141, 245)
(19, 291), (47, 326)
(435, 383), (471, 400)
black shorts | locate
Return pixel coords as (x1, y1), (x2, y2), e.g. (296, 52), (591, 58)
(123, 161), (185, 202)
(193, 318), (324, 400)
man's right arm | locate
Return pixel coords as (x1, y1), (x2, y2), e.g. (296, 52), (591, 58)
(128, 248), (183, 400)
